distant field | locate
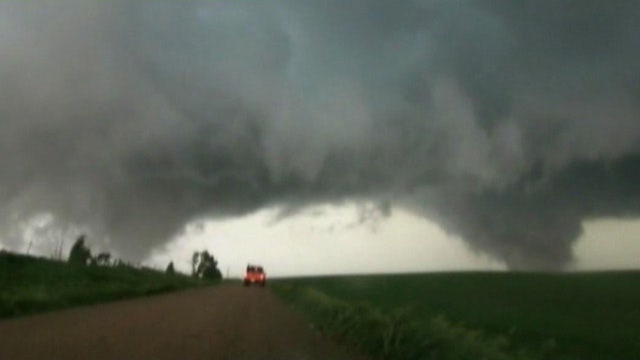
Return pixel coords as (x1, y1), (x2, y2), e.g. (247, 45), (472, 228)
(0, 252), (213, 319)
(275, 272), (640, 360)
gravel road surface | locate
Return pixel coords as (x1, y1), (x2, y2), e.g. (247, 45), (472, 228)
(0, 284), (362, 360)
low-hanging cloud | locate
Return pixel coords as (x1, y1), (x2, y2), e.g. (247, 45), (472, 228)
(1, 0), (639, 268)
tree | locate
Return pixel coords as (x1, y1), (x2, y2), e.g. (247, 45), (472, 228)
(194, 250), (222, 280)
(95, 252), (111, 266)
(68, 235), (91, 266)
(166, 261), (175, 275)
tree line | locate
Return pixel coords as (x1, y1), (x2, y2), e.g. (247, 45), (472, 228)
(67, 235), (222, 280)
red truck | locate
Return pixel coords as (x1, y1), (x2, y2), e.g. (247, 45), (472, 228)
(243, 264), (266, 287)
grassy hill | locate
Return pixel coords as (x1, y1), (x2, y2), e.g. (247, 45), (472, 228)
(275, 272), (640, 360)
(0, 251), (213, 319)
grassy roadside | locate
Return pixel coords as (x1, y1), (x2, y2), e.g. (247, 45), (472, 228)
(0, 252), (215, 319)
(273, 283), (552, 360)
(274, 271), (640, 360)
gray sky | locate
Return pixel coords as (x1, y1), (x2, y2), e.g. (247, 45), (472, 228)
(145, 204), (507, 277)
(1, 1), (640, 272)
(4, 204), (640, 276)
(142, 204), (640, 277)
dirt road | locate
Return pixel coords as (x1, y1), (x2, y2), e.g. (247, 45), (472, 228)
(0, 284), (362, 360)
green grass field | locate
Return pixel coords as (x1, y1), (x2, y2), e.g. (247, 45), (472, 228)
(0, 251), (213, 319)
(275, 272), (640, 360)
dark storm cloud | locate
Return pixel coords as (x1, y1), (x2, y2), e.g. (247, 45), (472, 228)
(1, 0), (639, 267)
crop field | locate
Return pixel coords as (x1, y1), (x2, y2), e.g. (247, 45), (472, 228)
(0, 251), (212, 319)
(275, 272), (640, 360)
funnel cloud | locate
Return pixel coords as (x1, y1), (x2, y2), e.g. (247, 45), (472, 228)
(1, 0), (639, 268)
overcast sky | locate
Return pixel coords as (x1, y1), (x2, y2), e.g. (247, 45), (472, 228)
(143, 204), (640, 277)
(144, 203), (507, 277)
(4, 204), (640, 276)
(1, 1), (640, 273)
